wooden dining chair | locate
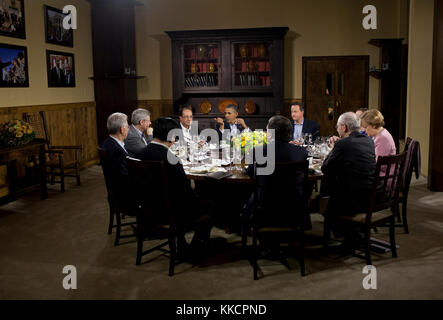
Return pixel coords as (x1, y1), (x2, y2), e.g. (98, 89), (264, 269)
(394, 137), (421, 234)
(127, 158), (181, 276)
(323, 152), (406, 266)
(23, 111), (82, 192)
(242, 160), (311, 279)
(98, 147), (136, 246)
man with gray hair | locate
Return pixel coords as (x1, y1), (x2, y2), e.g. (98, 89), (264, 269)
(124, 108), (153, 157)
(321, 112), (376, 248)
(100, 112), (130, 204)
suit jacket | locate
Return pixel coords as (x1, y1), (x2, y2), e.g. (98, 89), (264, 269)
(244, 142), (309, 225)
(100, 136), (129, 206)
(302, 119), (320, 141)
(216, 120), (246, 141)
(321, 130), (376, 215)
(124, 124), (153, 157)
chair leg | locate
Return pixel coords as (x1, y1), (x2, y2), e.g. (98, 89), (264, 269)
(169, 233), (176, 277)
(253, 230), (258, 280)
(76, 167), (81, 186)
(107, 206), (114, 235)
(114, 212), (121, 246)
(241, 223), (248, 252)
(390, 217), (398, 258)
(136, 234), (143, 266)
(60, 171), (65, 192)
(298, 231), (306, 277)
(323, 216), (331, 254)
(401, 200), (409, 234)
(364, 227), (372, 266)
(396, 202), (402, 223)
(49, 166), (55, 185)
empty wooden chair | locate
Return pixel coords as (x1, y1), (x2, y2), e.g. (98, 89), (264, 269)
(395, 137), (421, 233)
(23, 111), (82, 192)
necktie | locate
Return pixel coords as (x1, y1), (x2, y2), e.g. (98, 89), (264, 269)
(141, 133), (147, 145)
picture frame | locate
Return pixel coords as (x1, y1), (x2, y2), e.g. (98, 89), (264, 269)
(46, 50), (75, 87)
(44, 5), (73, 48)
(0, 43), (29, 87)
(0, 0), (26, 39)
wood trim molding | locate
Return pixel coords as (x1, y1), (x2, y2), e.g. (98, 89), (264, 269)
(0, 102), (96, 115)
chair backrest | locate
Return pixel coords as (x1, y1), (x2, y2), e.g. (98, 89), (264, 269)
(367, 152), (406, 220)
(127, 158), (172, 226)
(23, 111), (50, 147)
(402, 137), (421, 197)
(97, 147), (112, 196)
(254, 160), (310, 227)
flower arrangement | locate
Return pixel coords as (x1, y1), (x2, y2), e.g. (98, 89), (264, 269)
(231, 130), (267, 154)
(0, 120), (36, 147)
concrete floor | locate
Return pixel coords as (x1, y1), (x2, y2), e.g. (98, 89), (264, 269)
(0, 166), (442, 300)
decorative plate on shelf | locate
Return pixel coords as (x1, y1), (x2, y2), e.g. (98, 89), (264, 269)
(244, 101), (256, 114)
(199, 100), (212, 114)
(218, 99), (238, 113)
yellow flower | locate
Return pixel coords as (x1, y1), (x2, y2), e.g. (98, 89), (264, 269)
(241, 140), (245, 147)
(27, 129), (33, 134)
(16, 132), (23, 138)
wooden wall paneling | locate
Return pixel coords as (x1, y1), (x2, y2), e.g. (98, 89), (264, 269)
(0, 103), (98, 168)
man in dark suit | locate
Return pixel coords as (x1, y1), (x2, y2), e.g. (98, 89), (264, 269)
(124, 108), (153, 157)
(100, 112), (130, 205)
(321, 112), (376, 244)
(289, 102), (320, 144)
(244, 115), (309, 223)
(214, 104), (249, 141)
(136, 117), (212, 252)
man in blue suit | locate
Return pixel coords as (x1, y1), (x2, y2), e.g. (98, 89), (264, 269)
(289, 102), (320, 144)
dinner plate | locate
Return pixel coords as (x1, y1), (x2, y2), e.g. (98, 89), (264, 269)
(187, 166), (209, 174)
(218, 99), (238, 113)
(199, 100), (212, 114)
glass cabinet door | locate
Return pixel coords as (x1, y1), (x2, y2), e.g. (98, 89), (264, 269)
(233, 42), (271, 89)
(183, 43), (220, 89)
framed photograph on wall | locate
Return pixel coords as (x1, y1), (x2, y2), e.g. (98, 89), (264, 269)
(0, 43), (29, 87)
(0, 0), (26, 39)
(46, 50), (75, 87)
(44, 5), (73, 47)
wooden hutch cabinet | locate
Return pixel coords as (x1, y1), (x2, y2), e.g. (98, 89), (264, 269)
(166, 27), (289, 131)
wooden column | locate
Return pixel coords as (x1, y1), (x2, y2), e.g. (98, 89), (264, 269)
(90, 0), (139, 144)
(429, 0), (443, 191)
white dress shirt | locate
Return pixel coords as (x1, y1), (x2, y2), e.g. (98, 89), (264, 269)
(180, 123), (192, 143)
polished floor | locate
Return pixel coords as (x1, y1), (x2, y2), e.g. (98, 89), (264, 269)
(0, 166), (442, 300)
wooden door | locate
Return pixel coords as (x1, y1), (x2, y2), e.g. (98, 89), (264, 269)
(303, 56), (369, 137)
